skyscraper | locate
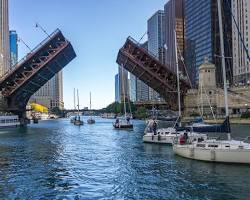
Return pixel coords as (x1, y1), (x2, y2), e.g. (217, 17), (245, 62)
(129, 73), (137, 102)
(185, 0), (232, 86)
(0, 0), (10, 76)
(29, 71), (64, 110)
(232, 0), (250, 84)
(136, 79), (149, 101)
(135, 41), (149, 102)
(115, 73), (120, 102)
(118, 65), (129, 102)
(165, 0), (185, 73)
(147, 10), (165, 101)
(9, 30), (18, 69)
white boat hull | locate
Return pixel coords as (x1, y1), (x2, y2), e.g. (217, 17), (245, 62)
(143, 135), (174, 144)
(173, 145), (250, 164)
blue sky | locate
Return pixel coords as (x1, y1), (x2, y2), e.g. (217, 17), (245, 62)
(9, 0), (167, 109)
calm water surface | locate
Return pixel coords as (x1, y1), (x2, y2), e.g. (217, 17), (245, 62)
(0, 117), (250, 200)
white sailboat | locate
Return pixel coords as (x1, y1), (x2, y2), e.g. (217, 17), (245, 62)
(87, 92), (95, 124)
(113, 64), (133, 129)
(74, 89), (84, 126)
(143, 30), (207, 144)
(173, 0), (250, 164)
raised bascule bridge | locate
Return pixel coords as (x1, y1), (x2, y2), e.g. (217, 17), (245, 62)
(116, 37), (191, 111)
(0, 29), (76, 124)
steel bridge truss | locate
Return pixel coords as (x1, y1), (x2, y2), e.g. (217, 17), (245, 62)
(0, 29), (76, 114)
(116, 37), (191, 110)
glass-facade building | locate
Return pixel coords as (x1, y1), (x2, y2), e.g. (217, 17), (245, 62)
(185, 0), (232, 86)
(165, 0), (185, 73)
(129, 73), (137, 102)
(9, 30), (18, 69)
(147, 10), (165, 101)
(115, 73), (120, 102)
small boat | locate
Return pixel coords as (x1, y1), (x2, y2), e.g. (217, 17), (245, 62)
(143, 120), (207, 144)
(0, 115), (20, 128)
(87, 92), (95, 124)
(113, 64), (133, 130)
(74, 118), (84, 126)
(113, 118), (133, 129)
(74, 89), (84, 126)
(87, 118), (95, 124)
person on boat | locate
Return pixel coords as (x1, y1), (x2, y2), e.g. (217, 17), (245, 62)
(152, 120), (157, 135)
(126, 116), (130, 124)
(115, 118), (119, 127)
(183, 130), (189, 143)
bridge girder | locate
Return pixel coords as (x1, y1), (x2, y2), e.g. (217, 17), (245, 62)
(0, 29), (76, 117)
(117, 37), (191, 110)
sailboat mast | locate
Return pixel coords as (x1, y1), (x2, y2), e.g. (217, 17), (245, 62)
(121, 65), (127, 118)
(74, 88), (76, 110)
(77, 89), (80, 118)
(174, 30), (181, 120)
(217, 0), (230, 139)
(90, 92), (91, 110)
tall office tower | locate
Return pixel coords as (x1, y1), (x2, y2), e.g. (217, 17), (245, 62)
(29, 71), (64, 110)
(129, 73), (137, 102)
(9, 30), (18, 69)
(148, 10), (165, 101)
(115, 73), (120, 102)
(232, 0), (250, 84)
(133, 41), (149, 102)
(118, 65), (129, 102)
(165, 0), (185, 73)
(136, 79), (149, 102)
(0, 0), (10, 76)
(185, 0), (232, 86)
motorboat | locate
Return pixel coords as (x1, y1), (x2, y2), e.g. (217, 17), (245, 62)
(0, 115), (20, 128)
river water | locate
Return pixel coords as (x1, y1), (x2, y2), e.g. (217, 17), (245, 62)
(0, 117), (249, 199)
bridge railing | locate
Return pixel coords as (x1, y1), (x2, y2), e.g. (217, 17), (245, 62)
(126, 36), (165, 65)
(125, 36), (190, 85)
(0, 29), (64, 81)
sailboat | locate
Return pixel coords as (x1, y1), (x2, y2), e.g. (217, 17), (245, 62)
(173, 0), (250, 164)
(143, 30), (207, 144)
(74, 89), (84, 126)
(87, 92), (95, 124)
(70, 88), (77, 123)
(113, 65), (133, 129)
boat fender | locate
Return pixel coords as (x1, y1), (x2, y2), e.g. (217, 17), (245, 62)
(158, 134), (161, 141)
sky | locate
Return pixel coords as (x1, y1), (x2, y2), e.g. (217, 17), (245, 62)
(9, 0), (167, 109)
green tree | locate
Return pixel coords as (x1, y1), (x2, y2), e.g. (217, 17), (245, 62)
(135, 106), (148, 119)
